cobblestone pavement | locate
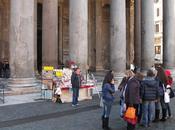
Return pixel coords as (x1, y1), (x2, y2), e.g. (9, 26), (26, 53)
(0, 94), (175, 130)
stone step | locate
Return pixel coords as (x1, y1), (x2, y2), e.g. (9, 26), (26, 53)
(0, 78), (42, 96)
(4, 86), (41, 96)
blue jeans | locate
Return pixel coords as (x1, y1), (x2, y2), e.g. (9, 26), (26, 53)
(141, 101), (155, 127)
(167, 103), (171, 117)
(102, 100), (113, 118)
(72, 87), (79, 105)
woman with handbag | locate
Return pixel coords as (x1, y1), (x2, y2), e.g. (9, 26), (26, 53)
(155, 66), (168, 122)
(165, 69), (173, 118)
(125, 73), (140, 130)
(101, 70), (115, 130)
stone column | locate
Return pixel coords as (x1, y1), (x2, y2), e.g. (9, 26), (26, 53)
(1, 1), (10, 61)
(34, 0), (37, 73)
(58, 1), (63, 65)
(110, 0), (126, 73)
(95, 0), (103, 70)
(42, 0), (58, 68)
(9, 0), (37, 87)
(69, 0), (88, 72)
(134, 0), (141, 69)
(0, 9), (2, 61)
(126, 0), (135, 69)
(88, 0), (96, 71)
(141, 0), (154, 70)
(163, 0), (175, 69)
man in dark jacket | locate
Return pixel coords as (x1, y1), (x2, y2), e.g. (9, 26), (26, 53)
(125, 75), (140, 130)
(71, 68), (81, 106)
(140, 69), (159, 127)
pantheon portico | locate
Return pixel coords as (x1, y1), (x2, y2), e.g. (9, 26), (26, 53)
(0, 0), (175, 87)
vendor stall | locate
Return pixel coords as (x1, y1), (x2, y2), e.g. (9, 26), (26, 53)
(41, 66), (96, 103)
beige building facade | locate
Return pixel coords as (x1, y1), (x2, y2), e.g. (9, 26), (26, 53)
(0, 0), (175, 87)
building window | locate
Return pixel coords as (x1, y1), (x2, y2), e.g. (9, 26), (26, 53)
(154, 0), (159, 3)
(157, 8), (159, 17)
(155, 46), (161, 54)
(155, 24), (159, 33)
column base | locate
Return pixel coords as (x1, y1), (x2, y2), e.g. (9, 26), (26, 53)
(96, 65), (104, 71)
(8, 78), (38, 87)
(7, 78), (40, 95)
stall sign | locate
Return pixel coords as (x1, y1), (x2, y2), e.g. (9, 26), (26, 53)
(43, 66), (54, 71)
(56, 70), (63, 77)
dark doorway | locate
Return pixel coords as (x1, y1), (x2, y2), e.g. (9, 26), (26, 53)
(37, 3), (42, 73)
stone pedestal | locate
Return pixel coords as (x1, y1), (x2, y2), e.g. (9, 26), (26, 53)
(110, 0), (126, 73)
(141, 0), (154, 71)
(9, 0), (37, 88)
(42, 0), (58, 67)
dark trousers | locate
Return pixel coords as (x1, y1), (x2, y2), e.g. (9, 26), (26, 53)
(72, 87), (79, 105)
(138, 104), (142, 123)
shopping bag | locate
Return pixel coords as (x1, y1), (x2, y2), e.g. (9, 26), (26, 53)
(164, 92), (170, 103)
(124, 116), (137, 125)
(124, 107), (136, 119)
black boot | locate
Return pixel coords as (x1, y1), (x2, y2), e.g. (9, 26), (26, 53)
(102, 116), (105, 129)
(160, 109), (167, 122)
(103, 118), (112, 130)
(153, 109), (160, 123)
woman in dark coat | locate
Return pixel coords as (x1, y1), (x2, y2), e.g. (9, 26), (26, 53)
(101, 70), (115, 130)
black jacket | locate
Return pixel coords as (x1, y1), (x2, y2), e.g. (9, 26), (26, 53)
(71, 72), (81, 88)
(141, 77), (159, 101)
(125, 77), (140, 105)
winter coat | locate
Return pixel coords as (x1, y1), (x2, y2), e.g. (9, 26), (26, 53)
(155, 78), (165, 96)
(71, 72), (81, 88)
(125, 77), (140, 105)
(141, 77), (159, 101)
(102, 83), (115, 103)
